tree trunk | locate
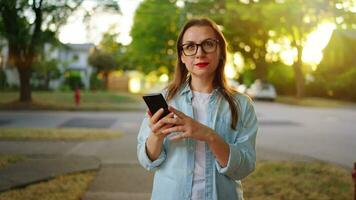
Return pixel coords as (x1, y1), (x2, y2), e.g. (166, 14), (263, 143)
(255, 59), (267, 81)
(45, 72), (50, 90)
(104, 72), (109, 90)
(17, 66), (32, 102)
(293, 45), (305, 99)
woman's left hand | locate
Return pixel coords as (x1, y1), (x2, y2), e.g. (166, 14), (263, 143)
(160, 106), (214, 142)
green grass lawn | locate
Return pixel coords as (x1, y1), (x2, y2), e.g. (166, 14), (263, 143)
(0, 128), (121, 141)
(243, 161), (353, 200)
(276, 96), (356, 108)
(0, 171), (96, 200)
(0, 91), (144, 111)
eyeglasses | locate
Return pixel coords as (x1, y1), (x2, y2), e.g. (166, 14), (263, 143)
(181, 39), (219, 56)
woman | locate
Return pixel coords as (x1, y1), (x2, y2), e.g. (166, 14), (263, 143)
(137, 18), (258, 200)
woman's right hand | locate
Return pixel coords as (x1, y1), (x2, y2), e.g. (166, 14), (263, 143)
(148, 108), (174, 140)
(146, 108), (174, 161)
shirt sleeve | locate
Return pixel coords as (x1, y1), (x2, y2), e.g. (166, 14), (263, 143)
(215, 96), (258, 180)
(137, 114), (167, 171)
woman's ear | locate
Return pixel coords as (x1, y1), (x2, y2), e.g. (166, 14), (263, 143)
(181, 54), (186, 65)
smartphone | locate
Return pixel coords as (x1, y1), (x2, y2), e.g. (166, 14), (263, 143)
(142, 93), (170, 120)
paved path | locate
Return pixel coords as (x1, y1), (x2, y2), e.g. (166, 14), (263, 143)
(0, 155), (100, 192)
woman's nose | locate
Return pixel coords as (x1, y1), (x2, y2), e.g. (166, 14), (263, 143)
(195, 46), (206, 57)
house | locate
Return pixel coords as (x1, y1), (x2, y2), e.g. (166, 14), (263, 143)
(0, 43), (94, 90)
(57, 43), (94, 89)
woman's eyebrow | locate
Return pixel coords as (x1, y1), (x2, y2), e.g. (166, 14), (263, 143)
(182, 40), (195, 44)
(182, 38), (215, 44)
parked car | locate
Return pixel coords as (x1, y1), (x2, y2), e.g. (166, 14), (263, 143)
(227, 79), (247, 94)
(246, 79), (277, 101)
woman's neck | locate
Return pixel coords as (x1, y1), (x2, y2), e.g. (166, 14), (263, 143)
(190, 76), (214, 93)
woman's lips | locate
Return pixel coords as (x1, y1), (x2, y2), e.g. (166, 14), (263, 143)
(195, 62), (209, 68)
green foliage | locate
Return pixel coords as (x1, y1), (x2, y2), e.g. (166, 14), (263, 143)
(318, 29), (356, 73)
(329, 68), (356, 100)
(308, 67), (356, 101)
(99, 31), (128, 69)
(64, 71), (83, 91)
(89, 72), (104, 91)
(88, 48), (117, 73)
(0, 69), (8, 90)
(239, 68), (255, 87)
(88, 48), (116, 89)
(32, 58), (61, 90)
(129, 0), (180, 74)
(223, 2), (271, 80)
(267, 63), (296, 95)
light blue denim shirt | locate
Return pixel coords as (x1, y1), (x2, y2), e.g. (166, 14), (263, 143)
(137, 83), (258, 200)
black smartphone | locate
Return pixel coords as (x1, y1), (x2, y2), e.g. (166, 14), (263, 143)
(142, 93), (170, 120)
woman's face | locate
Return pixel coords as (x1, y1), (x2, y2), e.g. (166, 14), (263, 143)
(180, 25), (220, 81)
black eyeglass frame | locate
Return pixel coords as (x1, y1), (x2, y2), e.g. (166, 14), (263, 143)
(180, 39), (219, 56)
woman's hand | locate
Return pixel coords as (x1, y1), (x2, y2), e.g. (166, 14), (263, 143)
(159, 106), (229, 167)
(161, 106), (214, 142)
(146, 108), (174, 161)
(148, 108), (175, 140)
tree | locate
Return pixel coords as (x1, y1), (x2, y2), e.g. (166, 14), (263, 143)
(0, 0), (119, 102)
(32, 58), (61, 90)
(88, 48), (116, 89)
(129, 0), (180, 74)
(260, 0), (354, 98)
(99, 30), (130, 71)
(223, 2), (272, 81)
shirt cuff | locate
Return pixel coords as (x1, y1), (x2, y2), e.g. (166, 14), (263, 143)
(140, 139), (166, 171)
(215, 143), (242, 175)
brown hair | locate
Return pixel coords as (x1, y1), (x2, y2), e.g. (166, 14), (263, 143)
(165, 18), (239, 130)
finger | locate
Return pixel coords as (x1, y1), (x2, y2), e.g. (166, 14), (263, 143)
(162, 112), (174, 120)
(146, 109), (152, 117)
(162, 125), (185, 135)
(170, 133), (187, 141)
(168, 106), (186, 118)
(156, 124), (173, 136)
(160, 117), (183, 126)
(150, 108), (164, 124)
(153, 123), (175, 137)
(151, 112), (175, 133)
(151, 119), (165, 133)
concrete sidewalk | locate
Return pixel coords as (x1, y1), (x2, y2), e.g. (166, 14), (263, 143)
(0, 155), (100, 192)
(82, 163), (153, 200)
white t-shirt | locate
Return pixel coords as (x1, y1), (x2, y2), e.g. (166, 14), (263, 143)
(191, 90), (212, 200)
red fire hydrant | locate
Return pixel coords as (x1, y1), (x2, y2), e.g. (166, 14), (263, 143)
(353, 162), (356, 200)
(74, 87), (81, 106)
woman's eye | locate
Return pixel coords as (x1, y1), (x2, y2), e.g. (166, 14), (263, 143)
(204, 40), (214, 47)
(185, 44), (196, 50)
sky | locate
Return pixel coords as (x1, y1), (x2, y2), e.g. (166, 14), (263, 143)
(58, 0), (142, 45)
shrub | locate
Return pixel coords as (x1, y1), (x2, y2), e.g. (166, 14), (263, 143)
(64, 71), (84, 90)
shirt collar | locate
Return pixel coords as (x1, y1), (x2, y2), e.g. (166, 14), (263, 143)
(179, 80), (221, 100)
